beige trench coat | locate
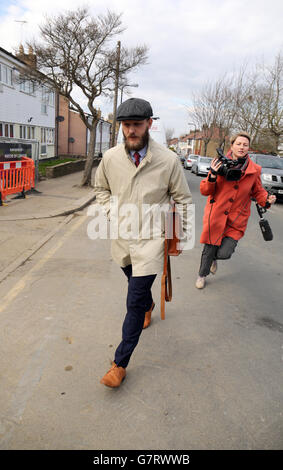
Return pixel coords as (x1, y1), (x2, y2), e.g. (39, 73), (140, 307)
(94, 137), (192, 276)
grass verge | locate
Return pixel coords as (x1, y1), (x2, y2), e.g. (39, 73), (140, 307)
(38, 158), (78, 176)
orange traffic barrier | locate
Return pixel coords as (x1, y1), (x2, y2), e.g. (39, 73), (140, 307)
(0, 156), (35, 206)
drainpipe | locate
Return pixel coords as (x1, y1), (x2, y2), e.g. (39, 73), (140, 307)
(55, 92), (59, 157)
(67, 106), (70, 155)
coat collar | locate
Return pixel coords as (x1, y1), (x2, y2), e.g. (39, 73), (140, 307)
(244, 157), (258, 175)
(143, 136), (154, 163)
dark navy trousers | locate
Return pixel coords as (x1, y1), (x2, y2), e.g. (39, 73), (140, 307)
(114, 265), (156, 368)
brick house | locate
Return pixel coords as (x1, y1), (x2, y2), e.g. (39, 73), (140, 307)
(55, 91), (112, 159)
(56, 95), (88, 157)
(169, 127), (230, 158)
(193, 127), (230, 157)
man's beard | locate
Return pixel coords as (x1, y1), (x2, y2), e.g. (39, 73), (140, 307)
(123, 128), (150, 152)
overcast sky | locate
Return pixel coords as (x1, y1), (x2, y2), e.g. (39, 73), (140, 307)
(1, 0), (283, 137)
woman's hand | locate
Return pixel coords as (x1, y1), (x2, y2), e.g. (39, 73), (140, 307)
(210, 157), (222, 172)
(267, 194), (276, 205)
(209, 157), (222, 179)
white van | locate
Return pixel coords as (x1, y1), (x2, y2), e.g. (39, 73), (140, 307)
(116, 118), (167, 147)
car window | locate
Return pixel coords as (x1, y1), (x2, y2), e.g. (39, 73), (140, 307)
(200, 157), (212, 163)
(256, 157), (283, 169)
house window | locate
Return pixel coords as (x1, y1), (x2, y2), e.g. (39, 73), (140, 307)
(0, 63), (13, 86)
(20, 78), (35, 95)
(19, 125), (26, 139)
(41, 127), (54, 144)
(41, 127), (54, 154)
(47, 90), (55, 106)
(48, 128), (54, 144)
(41, 86), (55, 114)
(19, 125), (35, 140)
(27, 126), (35, 139)
(0, 122), (14, 138)
(41, 103), (48, 115)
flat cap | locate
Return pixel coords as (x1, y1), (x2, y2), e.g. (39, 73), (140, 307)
(116, 98), (153, 121)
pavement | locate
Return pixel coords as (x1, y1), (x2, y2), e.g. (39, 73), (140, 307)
(0, 170), (96, 220)
(0, 169), (97, 284)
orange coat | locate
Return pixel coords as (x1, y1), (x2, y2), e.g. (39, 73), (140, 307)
(200, 157), (268, 246)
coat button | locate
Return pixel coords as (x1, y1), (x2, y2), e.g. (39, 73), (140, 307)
(229, 198), (234, 202)
(234, 185), (239, 189)
(224, 210), (229, 215)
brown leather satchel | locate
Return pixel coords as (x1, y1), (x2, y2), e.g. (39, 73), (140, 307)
(161, 203), (182, 320)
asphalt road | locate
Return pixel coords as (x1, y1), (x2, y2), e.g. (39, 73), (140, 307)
(0, 168), (282, 450)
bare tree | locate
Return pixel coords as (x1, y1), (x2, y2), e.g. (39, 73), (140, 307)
(232, 65), (271, 145)
(191, 74), (243, 152)
(189, 86), (216, 155)
(20, 7), (148, 186)
(191, 53), (283, 155)
(204, 77), (231, 150)
(260, 53), (283, 151)
(232, 54), (283, 152)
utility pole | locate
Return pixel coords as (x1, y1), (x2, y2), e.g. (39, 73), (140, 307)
(188, 122), (197, 154)
(120, 83), (139, 104)
(111, 40), (121, 148)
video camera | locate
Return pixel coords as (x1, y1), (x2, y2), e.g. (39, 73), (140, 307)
(215, 148), (245, 181)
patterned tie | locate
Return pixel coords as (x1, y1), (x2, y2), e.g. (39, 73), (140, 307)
(133, 152), (140, 167)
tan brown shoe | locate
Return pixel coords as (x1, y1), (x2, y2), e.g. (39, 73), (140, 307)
(143, 302), (155, 329)
(100, 362), (126, 388)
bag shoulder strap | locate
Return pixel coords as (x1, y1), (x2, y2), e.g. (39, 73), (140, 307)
(161, 239), (173, 320)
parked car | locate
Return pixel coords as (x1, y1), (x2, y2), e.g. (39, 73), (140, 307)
(184, 154), (198, 170)
(249, 153), (283, 199)
(191, 156), (212, 176)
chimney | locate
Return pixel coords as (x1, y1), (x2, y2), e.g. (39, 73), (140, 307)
(16, 45), (37, 68)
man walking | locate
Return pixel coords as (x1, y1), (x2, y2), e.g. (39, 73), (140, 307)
(94, 98), (192, 387)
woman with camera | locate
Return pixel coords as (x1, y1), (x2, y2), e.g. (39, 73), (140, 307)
(196, 132), (276, 289)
